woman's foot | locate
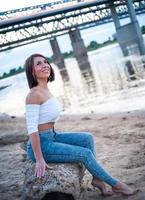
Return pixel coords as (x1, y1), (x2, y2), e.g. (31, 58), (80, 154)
(112, 182), (139, 196)
(91, 179), (113, 197)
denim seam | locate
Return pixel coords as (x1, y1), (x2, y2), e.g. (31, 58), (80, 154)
(43, 153), (87, 158)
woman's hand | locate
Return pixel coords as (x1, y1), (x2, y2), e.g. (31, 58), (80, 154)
(35, 158), (53, 178)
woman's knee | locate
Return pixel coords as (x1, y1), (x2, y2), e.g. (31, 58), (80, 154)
(85, 132), (94, 144)
(80, 148), (96, 170)
(81, 148), (93, 161)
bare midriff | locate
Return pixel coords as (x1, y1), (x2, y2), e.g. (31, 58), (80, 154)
(38, 122), (55, 132)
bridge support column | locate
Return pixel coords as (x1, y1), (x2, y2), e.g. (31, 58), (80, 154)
(110, 0), (145, 79)
(50, 37), (69, 82)
(69, 28), (96, 93)
(50, 37), (70, 108)
(126, 0), (145, 55)
(110, 0), (145, 56)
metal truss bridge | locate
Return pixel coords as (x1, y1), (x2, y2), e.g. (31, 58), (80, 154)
(0, 0), (145, 52)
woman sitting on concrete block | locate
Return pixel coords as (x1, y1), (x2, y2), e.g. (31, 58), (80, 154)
(24, 53), (138, 197)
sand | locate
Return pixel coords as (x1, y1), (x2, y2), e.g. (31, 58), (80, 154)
(0, 110), (145, 200)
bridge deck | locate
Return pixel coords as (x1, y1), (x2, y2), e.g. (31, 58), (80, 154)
(0, 0), (126, 27)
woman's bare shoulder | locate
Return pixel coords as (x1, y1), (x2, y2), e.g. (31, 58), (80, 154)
(25, 88), (41, 105)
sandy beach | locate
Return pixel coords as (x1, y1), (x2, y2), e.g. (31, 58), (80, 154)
(0, 110), (145, 200)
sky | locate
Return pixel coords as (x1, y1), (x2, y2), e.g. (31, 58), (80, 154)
(0, 0), (56, 11)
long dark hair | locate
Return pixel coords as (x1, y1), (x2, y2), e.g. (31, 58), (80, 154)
(24, 53), (55, 89)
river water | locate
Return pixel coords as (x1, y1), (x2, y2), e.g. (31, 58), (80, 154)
(0, 42), (145, 116)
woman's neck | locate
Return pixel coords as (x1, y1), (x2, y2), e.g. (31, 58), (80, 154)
(37, 80), (48, 89)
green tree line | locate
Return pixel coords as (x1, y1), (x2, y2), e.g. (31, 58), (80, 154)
(0, 66), (24, 80)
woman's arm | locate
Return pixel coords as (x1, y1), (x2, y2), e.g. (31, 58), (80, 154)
(26, 91), (53, 178)
(30, 132), (53, 178)
(30, 132), (43, 161)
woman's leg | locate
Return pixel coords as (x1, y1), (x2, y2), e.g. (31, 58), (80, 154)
(54, 131), (113, 195)
(40, 140), (118, 187)
(53, 132), (138, 196)
(54, 131), (96, 157)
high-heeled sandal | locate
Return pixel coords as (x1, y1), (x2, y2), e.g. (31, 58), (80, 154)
(112, 185), (139, 196)
(91, 182), (113, 197)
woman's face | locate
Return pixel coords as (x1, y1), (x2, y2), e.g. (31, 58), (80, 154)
(33, 56), (51, 80)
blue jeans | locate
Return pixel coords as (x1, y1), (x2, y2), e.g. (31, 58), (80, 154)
(27, 128), (118, 186)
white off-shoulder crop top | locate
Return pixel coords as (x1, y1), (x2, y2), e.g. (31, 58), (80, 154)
(25, 97), (62, 135)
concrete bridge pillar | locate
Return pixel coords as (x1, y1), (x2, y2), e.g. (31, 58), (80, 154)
(50, 37), (71, 108)
(50, 37), (69, 82)
(126, 0), (145, 55)
(110, 0), (145, 57)
(110, 1), (145, 79)
(69, 28), (91, 72)
(69, 28), (96, 93)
